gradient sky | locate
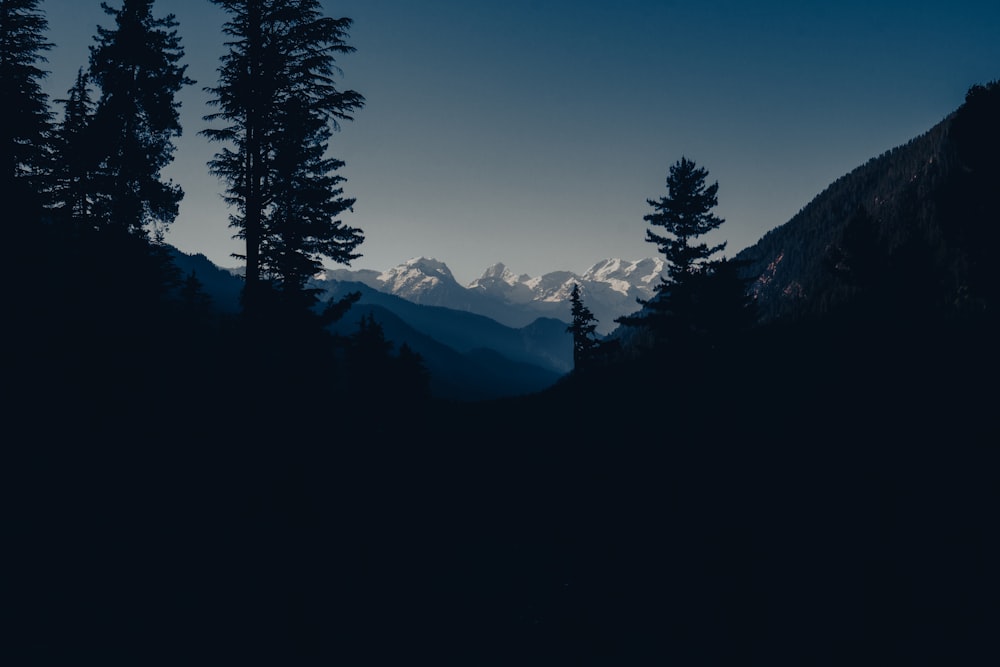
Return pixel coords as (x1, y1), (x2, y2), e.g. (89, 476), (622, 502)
(39, 0), (1000, 284)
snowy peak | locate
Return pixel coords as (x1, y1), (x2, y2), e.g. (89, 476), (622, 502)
(582, 257), (666, 294)
(464, 260), (663, 332)
(313, 256), (663, 334)
(469, 262), (537, 303)
(377, 257), (459, 297)
(524, 271), (578, 302)
(470, 262), (522, 289)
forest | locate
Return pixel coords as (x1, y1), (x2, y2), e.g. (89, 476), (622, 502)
(5, 0), (999, 664)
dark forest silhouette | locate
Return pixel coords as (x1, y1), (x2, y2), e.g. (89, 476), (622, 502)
(4, 1), (1000, 664)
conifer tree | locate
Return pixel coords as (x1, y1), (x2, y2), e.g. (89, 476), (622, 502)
(49, 69), (98, 227)
(203, 0), (365, 314)
(618, 157), (730, 344)
(88, 0), (193, 240)
(0, 0), (53, 213)
(567, 283), (600, 370)
(646, 157), (725, 280)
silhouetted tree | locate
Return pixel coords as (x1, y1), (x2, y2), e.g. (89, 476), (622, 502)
(49, 68), (98, 228)
(203, 0), (365, 315)
(88, 0), (193, 240)
(646, 157), (726, 282)
(618, 157), (733, 347)
(567, 283), (600, 370)
(0, 0), (53, 220)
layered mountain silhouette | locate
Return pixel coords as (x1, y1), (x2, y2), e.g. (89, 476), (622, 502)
(170, 251), (576, 399)
(318, 256), (666, 334)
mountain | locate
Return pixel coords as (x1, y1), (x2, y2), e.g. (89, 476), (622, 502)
(321, 280), (573, 376)
(326, 302), (563, 401)
(317, 256), (666, 334)
(736, 81), (1000, 323)
(168, 248), (243, 313)
(167, 250), (573, 398)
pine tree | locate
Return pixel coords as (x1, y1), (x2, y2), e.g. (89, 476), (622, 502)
(88, 0), (193, 240)
(2, 0), (53, 358)
(646, 157), (725, 279)
(618, 157), (729, 344)
(567, 283), (600, 371)
(49, 68), (98, 228)
(0, 0), (53, 214)
(203, 0), (365, 314)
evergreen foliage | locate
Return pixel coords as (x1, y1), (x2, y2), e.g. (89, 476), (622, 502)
(0, 0), (51, 182)
(567, 283), (600, 370)
(0, 0), (52, 223)
(618, 157), (746, 350)
(203, 0), (365, 314)
(740, 81), (1000, 324)
(87, 0), (193, 240)
(645, 156), (726, 281)
(347, 313), (431, 402)
(49, 68), (99, 227)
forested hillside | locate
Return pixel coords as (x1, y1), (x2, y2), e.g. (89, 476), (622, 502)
(738, 82), (1000, 324)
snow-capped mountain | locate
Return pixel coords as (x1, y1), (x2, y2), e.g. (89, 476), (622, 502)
(376, 257), (457, 298)
(466, 263), (536, 304)
(582, 257), (665, 293)
(315, 256), (665, 334)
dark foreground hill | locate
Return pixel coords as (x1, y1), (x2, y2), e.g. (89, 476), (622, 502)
(12, 305), (996, 665)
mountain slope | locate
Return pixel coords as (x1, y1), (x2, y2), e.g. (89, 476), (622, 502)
(322, 280), (573, 374)
(736, 81), (1000, 322)
(165, 251), (572, 398)
(328, 303), (562, 401)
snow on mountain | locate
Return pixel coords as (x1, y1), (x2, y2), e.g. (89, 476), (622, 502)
(467, 258), (666, 333)
(315, 256), (666, 334)
(377, 257), (458, 298)
(582, 257), (666, 294)
(468, 263), (536, 304)
(523, 271), (578, 303)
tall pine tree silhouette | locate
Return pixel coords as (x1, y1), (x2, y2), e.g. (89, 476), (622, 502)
(0, 0), (53, 228)
(618, 157), (731, 347)
(88, 0), (193, 240)
(49, 69), (98, 229)
(567, 283), (600, 371)
(203, 0), (365, 316)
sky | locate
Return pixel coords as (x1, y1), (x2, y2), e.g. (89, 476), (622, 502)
(38, 0), (1000, 285)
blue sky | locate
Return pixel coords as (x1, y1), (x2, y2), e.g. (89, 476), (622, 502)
(39, 0), (1000, 284)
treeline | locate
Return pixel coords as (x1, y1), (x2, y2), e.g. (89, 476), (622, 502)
(3, 0), (430, 435)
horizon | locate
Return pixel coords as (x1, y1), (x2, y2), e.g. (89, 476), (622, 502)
(38, 0), (1000, 284)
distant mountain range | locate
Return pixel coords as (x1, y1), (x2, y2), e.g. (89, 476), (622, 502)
(170, 252), (666, 399)
(317, 256), (666, 334)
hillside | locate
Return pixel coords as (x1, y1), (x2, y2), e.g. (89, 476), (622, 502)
(737, 82), (1000, 323)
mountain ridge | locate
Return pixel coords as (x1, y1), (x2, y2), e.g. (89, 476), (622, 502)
(735, 82), (1000, 322)
(315, 255), (666, 334)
